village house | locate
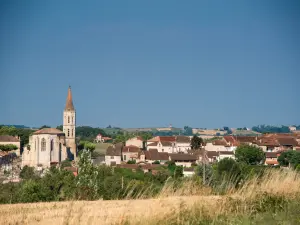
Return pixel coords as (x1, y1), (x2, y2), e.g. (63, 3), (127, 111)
(147, 136), (176, 153)
(204, 136), (238, 152)
(175, 136), (191, 153)
(141, 149), (169, 164)
(126, 136), (144, 149)
(169, 153), (198, 167)
(105, 143), (123, 166)
(265, 152), (279, 166)
(94, 134), (112, 143)
(0, 135), (21, 156)
(147, 136), (192, 153)
(122, 145), (140, 162)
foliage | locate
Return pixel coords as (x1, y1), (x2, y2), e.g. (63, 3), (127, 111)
(277, 150), (294, 167)
(252, 125), (290, 134)
(216, 158), (241, 177)
(152, 160), (160, 164)
(190, 135), (203, 150)
(75, 126), (108, 142)
(127, 160), (136, 164)
(235, 144), (265, 165)
(0, 144), (18, 151)
(277, 150), (300, 168)
(19, 166), (38, 180)
(76, 149), (99, 200)
(183, 126), (193, 135)
(40, 125), (51, 129)
(166, 161), (183, 178)
(77, 140), (96, 153)
(60, 159), (72, 168)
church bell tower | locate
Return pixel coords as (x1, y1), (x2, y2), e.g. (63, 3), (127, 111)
(63, 86), (76, 159)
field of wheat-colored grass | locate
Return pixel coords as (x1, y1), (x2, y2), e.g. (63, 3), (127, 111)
(0, 169), (299, 225)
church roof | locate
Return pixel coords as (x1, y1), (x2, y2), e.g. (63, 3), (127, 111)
(33, 128), (65, 135)
(65, 86), (75, 111)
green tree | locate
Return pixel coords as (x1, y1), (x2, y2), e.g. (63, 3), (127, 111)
(235, 144), (265, 165)
(216, 158), (241, 177)
(277, 150), (295, 167)
(0, 144), (18, 151)
(17, 180), (51, 203)
(191, 135), (203, 150)
(19, 166), (37, 180)
(40, 125), (51, 129)
(127, 160), (136, 164)
(76, 149), (99, 200)
(60, 159), (72, 168)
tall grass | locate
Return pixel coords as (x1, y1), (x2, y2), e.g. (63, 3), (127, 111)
(1, 169), (299, 225)
(125, 169), (300, 225)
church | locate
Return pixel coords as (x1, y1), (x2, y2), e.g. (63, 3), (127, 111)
(22, 86), (77, 169)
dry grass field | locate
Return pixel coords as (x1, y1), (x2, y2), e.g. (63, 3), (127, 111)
(0, 195), (220, 225)
(1, 170), (300, 225)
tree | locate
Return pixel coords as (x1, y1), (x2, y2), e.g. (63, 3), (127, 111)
(234, 144), (265, 165)
(183, 126), (193, 136)
(0, 144), (18, 151)
(40, 125), (51, 129)
(77, 141), (96, 153)
(277, 150), (294, 167)
(19, 166), (38, 180)
(216, 158), (241, 178)
(76, 149), (99, 200)
(191, 135), (203, 150)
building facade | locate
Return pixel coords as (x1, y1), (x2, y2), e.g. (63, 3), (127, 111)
(22, 86), (77, 169)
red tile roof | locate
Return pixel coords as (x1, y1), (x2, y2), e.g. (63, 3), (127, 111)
(145, 149), (169, 161)
(0, 135), (20, 142)
(123, 145), (140, 153)
(34, 128), (64, 135)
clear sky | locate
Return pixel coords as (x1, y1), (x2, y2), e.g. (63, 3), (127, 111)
(1, 0), (299, 129)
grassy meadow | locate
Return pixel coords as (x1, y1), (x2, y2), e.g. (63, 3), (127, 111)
(94, 142), (112, 155)
(1, 169), (300, 225)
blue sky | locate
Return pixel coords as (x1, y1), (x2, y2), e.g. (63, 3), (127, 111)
(1, 0), (299, 128)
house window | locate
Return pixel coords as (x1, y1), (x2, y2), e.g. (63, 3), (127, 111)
(50, 139), (54, 151)
(68, 129), (70, 137)
(111, 156), (114, 159)
(41, 138), (46, 151)
(124, 155), (126, 161)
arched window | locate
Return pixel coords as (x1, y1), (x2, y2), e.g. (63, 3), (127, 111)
(50, 139), (54, 151)
(68, 116), (70, 123)
(68, 129), (70, 137)
(41, 138), (46, 151)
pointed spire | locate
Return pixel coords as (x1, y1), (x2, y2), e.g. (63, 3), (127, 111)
(65, 86), (75, 111)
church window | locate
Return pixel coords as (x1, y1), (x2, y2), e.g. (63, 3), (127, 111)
(50, 139), (54, 151)
(68, 129), (70, 137)
(68, 116), (70, 123)
(41, 138), (46, 151)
